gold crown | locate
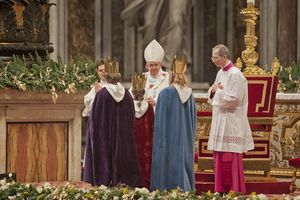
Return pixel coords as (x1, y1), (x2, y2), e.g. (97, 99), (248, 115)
(131, 73), (146, 91)
(172, 55), (187, 74)
(104, 57), (119, 74)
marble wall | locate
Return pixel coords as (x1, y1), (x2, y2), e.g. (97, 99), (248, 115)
(68, 0), (95, 60)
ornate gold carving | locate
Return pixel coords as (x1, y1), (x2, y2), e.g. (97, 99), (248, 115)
(281, 117), (300, 160)
(41, 4), (50, 20)
(270, 99), (300, 176)
(235, 57), (243, 70)
(196, 100), (212, 112)
(12, 4), (26, 29)
(271, 57), (280, 75)
(196, 120), (211, 137)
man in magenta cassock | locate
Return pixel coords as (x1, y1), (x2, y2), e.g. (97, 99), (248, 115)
(208, 44), (254, 193)
(83, 58), (142, 187)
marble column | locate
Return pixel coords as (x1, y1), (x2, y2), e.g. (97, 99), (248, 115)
(49, 0), (68, 63)
(277, 0), (297, 65)
(259, 0), (277, 69)
(192, 0), (205, 82)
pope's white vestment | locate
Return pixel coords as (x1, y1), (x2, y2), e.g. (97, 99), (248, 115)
(144, 69), (169, 104)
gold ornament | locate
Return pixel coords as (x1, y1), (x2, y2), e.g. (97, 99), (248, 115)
(104, 57), (121, 84)
(131, 73), (146, 92)
(172, 55), (187, 87)
(104, 57), (119, 74)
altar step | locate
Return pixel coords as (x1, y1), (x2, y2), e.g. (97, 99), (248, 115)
(195, 171), (291, 195)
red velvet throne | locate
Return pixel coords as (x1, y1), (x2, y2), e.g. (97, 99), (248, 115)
(197, 75), (278, 176)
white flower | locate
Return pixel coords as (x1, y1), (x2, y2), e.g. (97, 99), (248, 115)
(170, 191), (177, 198)
(25, 184), (30, 188)
(80, 188), (90, 193)
(0, 179), (6, 185)
(0, 185), (8, 190)
(36, 186), (43, 194)
(43, 182), (51, 189)
(8, 196), (16, 200)
(113, 196), (119, 200)
(257, 193), (267, 200)
(122, 194), (130, 199)
(148, 191), (157, 200)
(102, 193), (108, 200)
(75, 193), (81, 199)
(61, 190), (68, 198)
(134, 187), (149, 194)
(99, 185), (108, 190)
(8, 173), (12, 178)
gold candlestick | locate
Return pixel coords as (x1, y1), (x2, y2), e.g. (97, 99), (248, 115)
(237, 2), (280, 76)
(240, 2), (266, 75)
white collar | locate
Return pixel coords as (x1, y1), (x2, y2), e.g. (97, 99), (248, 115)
(105, 83), (125, 102)
(146, 69), (167, 81)
(173, 83), (192, 103)
(100, 79), (107, 85)
(134, 99), (149, 118)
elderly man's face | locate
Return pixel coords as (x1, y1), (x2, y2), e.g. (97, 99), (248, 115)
(146, 61), (162, 77)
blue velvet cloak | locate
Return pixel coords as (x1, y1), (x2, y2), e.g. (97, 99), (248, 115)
(150, 86), (196, 191)
(83, 88), (142, 187)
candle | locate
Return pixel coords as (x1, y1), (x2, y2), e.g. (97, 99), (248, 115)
(247, 0), (255, 5)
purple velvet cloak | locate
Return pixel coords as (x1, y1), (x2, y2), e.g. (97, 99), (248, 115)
(83, 88), (142, 187)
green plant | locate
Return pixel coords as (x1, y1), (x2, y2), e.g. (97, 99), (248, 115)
(278, 62), (300, 93)
(0, 53), (98, 103)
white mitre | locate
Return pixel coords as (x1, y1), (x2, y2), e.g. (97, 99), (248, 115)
(144, 39), (164, 62)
